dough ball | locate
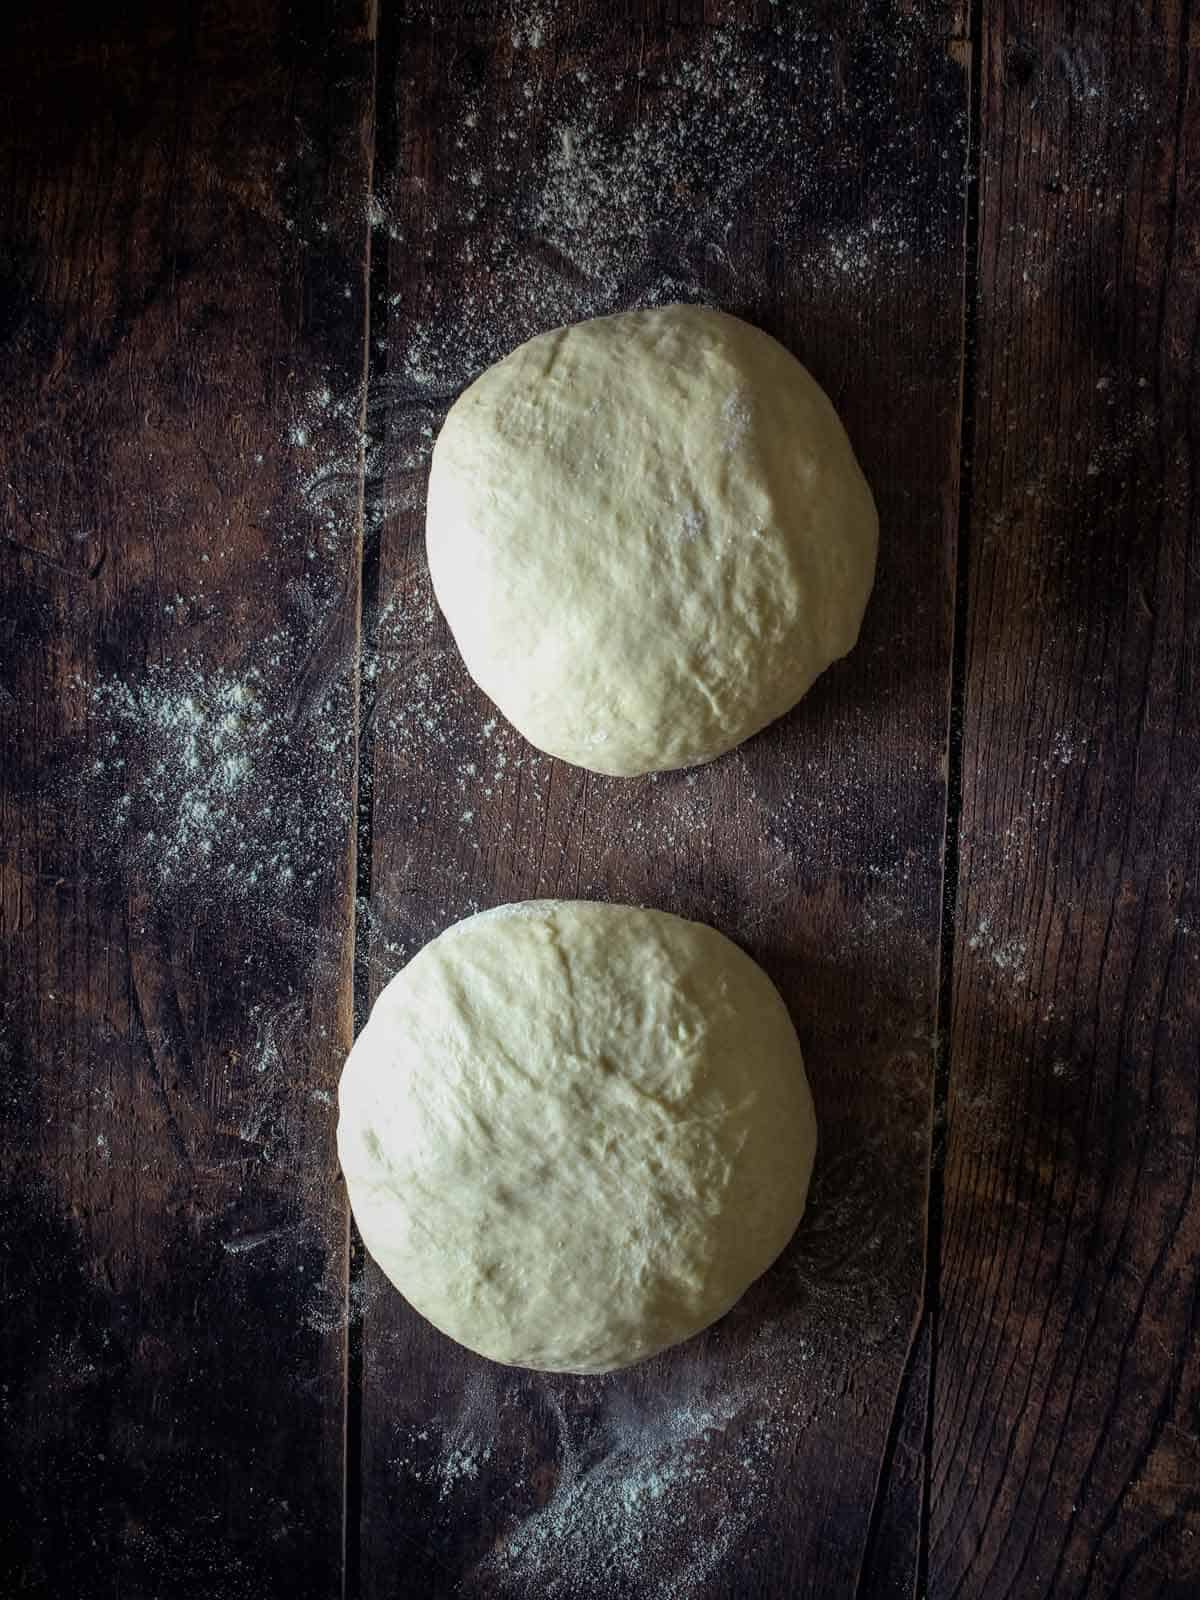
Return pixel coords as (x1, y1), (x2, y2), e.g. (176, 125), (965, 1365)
(426, 303), (878, 776)
(337, 900), (817, 1373)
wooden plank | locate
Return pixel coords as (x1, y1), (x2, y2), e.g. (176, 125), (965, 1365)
(0, 2), (374, 1593)
(361, 4), (967, 1594)
(931, 5), (1200, 1596)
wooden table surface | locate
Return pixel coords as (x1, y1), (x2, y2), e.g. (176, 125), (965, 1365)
(1, 3), (1196, 1597)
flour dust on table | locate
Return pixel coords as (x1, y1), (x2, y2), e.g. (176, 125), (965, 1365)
(80, 653), (354, 913)
(379, 9), (965, 493)
(402, 1307), (848, 1600)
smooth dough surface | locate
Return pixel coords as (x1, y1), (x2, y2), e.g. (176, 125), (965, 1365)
(426, 303), (878, 776)
(337, 900), (817, 1373)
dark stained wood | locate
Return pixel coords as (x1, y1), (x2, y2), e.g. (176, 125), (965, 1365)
(362, 4), (967, 1595)
(0, 2), (373, 1594)
(930, 4), (1200, 1597)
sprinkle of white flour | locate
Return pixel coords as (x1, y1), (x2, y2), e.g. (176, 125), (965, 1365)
(477, 1388), (752, 1598)
(449, 1295), (874, 1600)
(967, 917), (1030, 981)
(82, 655), (354, 906)
(510, 4), (546, 51)
(374, 8), (966, 599)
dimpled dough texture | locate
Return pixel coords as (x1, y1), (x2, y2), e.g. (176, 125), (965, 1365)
(426, 303), (878, 777)
(337, 901), (817, 1374)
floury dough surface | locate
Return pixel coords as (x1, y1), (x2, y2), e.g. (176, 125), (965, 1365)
(337, 900), (817, 1373)
(426, 304), (878, 776)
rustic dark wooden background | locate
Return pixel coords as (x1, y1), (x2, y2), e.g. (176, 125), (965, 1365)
(1, 2), (1196, 1597)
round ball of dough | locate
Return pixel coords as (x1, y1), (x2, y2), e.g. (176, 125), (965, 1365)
(337, 900), (817, 1373)
(426, 303), (878, 777)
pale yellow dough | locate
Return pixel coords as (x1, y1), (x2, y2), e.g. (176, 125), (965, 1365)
(337, 901), (817, 1373)
(426, 303), (878, 776)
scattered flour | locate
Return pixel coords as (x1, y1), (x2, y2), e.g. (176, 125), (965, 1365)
(438, 1438), (495, 1500)
(478, 1389), (752, 1599)
(387, 1366), (500, 1501)
(378, 10), (963, 506)
(302, 1267), (380, 1337)
(967, 916), (1029, 981)
(509, 3), (546, 51)
(458, 1298), (876, 1600)
(80, 652), (354, 908)
(1048, 728), (1079, 768)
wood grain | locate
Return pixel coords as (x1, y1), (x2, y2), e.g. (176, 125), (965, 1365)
(0, 2), (373, 1593)
(361, 4), (967, 1595)
(930, 4), (1200, 1596)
